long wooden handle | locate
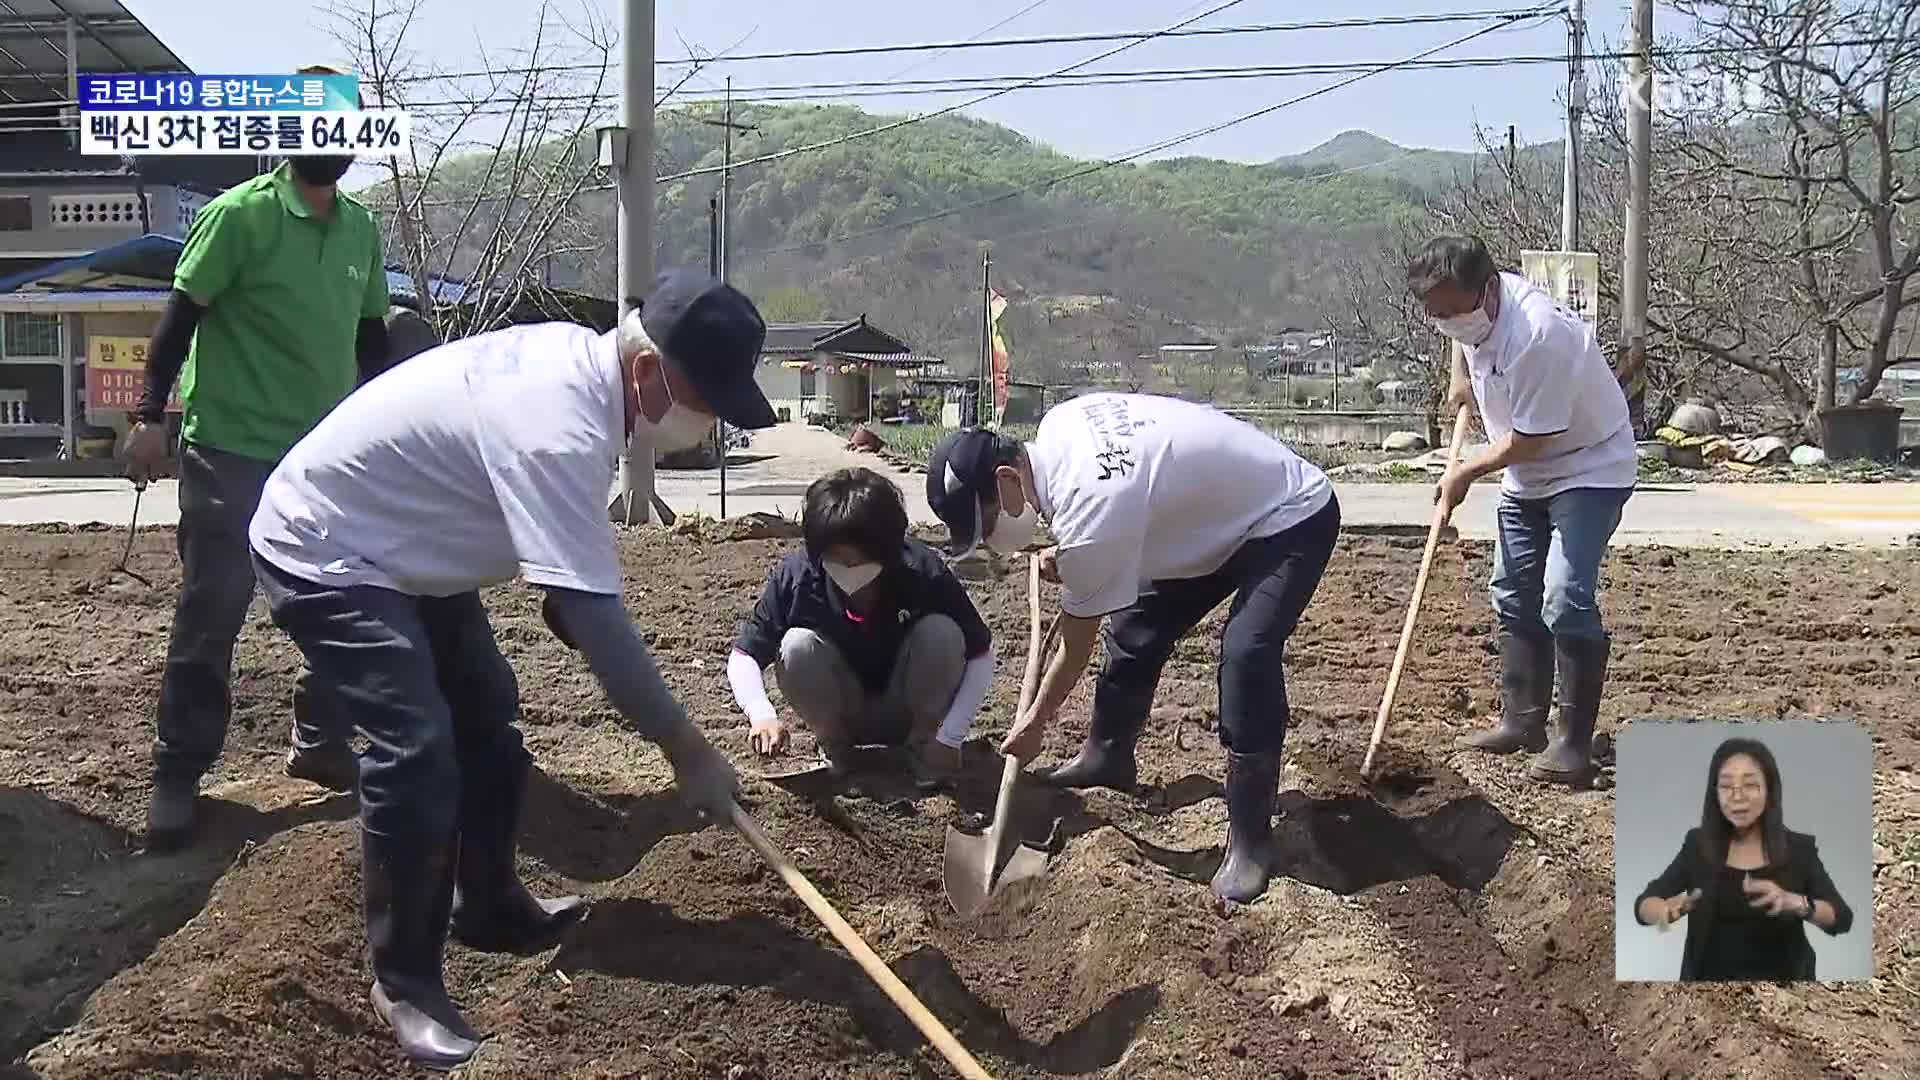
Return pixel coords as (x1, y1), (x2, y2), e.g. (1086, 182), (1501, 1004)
(986, 555), (1052, 873)
(1361, 401), (1473, 779)
(730, 804), (994, 1080)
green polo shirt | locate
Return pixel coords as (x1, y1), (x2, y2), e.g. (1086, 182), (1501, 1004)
(173, 161), (389, 463)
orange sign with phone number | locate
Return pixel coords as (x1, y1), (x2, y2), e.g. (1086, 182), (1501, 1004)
(87, 335), (181, 413)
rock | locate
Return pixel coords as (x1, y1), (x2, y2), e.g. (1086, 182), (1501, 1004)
(1382, 430), (1429, 452)
(1268, 984), (1329, 1016)
(1791, 445), (1827, 466)
(1874, 842), (1893, 868)
(844, 425), (886, 452)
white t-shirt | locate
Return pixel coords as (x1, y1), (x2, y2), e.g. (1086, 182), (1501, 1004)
(1027, 392), (1333, 619)
(1467, 272), (1637, 499)
(250, 321), (627, 598)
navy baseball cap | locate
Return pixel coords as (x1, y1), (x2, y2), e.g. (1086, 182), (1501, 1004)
(925, 428), (1005, 555)
(637, 269), (777, 430)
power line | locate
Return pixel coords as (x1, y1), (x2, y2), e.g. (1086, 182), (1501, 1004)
(383, 36), (1907, 115)
(880, 0), (1061, 83)
(647, 0), (1257, 186)
(14, 32), (1898, 139)
(373, 8), (1559, 84)
(742, 7), (1566, 259)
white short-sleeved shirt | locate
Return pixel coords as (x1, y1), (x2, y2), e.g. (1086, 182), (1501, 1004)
(1466, 272), (1638, 499)
(250, 321), (627, 598)
(1027, 392), (1333, 619)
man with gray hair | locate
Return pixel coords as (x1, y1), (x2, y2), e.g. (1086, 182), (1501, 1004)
(247, 269), (775, 1068)
(1408, 234), (1635, 787)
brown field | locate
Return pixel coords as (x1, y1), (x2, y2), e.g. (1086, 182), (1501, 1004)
(2, 523), (1916, 1079)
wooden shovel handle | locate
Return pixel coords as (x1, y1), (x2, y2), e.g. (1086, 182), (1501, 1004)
(1018, 554), (1048, 717)
(1361, 400), (1473, 779)
(987, 555), (1055, 871)
(731, 803), (994, 1080)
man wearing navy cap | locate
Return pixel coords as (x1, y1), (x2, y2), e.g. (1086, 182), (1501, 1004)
(246, 270), (772, 1069)
(926, 393), (1340, 904)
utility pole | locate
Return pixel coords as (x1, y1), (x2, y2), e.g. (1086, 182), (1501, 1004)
(709, 196), (726, 517)
(979, 250), (992, 428)
(605, 0), (656, 526)
(1562, 0), (1586, 250)
(1506, 124), (1517, 193)
(696, 86), (755, 518)
(1621, 0), (1652, 404)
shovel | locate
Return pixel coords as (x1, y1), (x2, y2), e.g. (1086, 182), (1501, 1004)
(943, 553), (1054, 917)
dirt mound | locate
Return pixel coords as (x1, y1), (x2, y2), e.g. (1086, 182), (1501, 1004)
(4, 528), (1917, 1078)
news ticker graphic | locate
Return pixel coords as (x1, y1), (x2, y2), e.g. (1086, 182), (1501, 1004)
(76, 73), (410, 158)
(78, 73), (360, 112)
(80, 111), (410, 156)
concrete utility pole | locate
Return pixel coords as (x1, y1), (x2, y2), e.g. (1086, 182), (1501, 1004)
(1562, 0), (1585, 250)
(696, 80), (756, 517)
(606, 0), (656, 526)
(1621, 0), (1652, 384)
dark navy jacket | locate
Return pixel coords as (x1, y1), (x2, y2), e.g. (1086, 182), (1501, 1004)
(732, 536), (991, 692)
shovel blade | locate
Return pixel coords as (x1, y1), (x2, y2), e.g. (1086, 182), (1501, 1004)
(943, 825), (1049, 917)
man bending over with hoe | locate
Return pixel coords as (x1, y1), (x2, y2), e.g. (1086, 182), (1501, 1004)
(730, 466), (994, 789)
(926, 393), (1340, 904)
(247, 270), (766, 1069)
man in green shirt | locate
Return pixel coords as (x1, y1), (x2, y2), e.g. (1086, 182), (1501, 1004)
(125, 121), (392, 850)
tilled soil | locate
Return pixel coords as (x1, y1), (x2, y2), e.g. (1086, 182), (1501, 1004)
(2, 522), (1916, 1079)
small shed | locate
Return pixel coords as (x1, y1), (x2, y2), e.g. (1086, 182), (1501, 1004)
(755, 316), (928, 423)
(0, 232), (465, 462)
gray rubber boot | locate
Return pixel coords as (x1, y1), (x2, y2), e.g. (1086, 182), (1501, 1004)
(1530, 634), (1608, 785)
(1455, 632), (1553, 754)
(365, 837), (481, 1071)
(1210, 749), (1282, 904)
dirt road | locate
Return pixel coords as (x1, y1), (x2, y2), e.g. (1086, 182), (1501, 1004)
(1, 524), (1915, 1078)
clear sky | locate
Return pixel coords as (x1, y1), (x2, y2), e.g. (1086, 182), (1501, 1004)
(127, 0), (1645, 165)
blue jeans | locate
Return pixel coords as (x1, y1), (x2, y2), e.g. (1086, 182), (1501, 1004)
(1092, 494), (1340, 756)
(252, 555), (527, 849)
(152, 443), (341, 782)
(1490, 486), (1633, 642)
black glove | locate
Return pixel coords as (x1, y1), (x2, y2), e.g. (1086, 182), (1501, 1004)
(542, 592), (577, 650)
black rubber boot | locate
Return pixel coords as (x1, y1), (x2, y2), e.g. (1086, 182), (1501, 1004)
(364, 834), (481, 1071)
(143, 772), (198, 851)
(1038, 733), (1139, 792)
(1530, 634), (1608, 785)
(450, 755), (588, 955)
(1455, 631), (1553, 754)
(1210, 749), (1282, 905)
(286, 743), (358, 793)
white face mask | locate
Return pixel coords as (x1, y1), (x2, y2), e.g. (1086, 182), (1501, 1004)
(1433, 307), (1492, 346)
(823, 560), (882, 595)
(637, 364), (715, 451)
(982, 497), (1038, 554)
(1432, 284), (1495, 346)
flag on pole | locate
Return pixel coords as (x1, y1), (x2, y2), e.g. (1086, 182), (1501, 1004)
(988, 288), (1012, 424)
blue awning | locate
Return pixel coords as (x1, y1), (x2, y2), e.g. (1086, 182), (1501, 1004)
(0, 233), (185, 294)
(0, 231), (468, 307)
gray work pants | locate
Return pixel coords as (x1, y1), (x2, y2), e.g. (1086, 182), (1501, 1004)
(151, 442), (342, 783)
(773, 615), (966, 747)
